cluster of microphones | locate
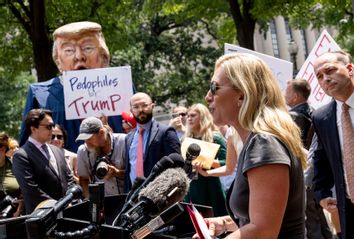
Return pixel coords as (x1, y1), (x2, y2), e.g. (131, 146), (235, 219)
(19, 143), (201, 239)
(113, 143), (201, 238)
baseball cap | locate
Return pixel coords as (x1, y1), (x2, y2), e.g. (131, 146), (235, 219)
(76, 117), (103, 141)
(121, 111), (137, 128)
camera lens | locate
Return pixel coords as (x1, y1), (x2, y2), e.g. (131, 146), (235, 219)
(96, 161), (108, 179)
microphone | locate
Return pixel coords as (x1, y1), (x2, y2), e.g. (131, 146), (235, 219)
(118, 154), (185, 221)
(51, 184), (102, 239)
(167, 153), (186, 168)
(184, 143), (201, 179)
(53, 185), (83, 213)
(125, 176), (146, 202)
(138, 167), (189, 213)
(131, 203), (184, 239)
(116, 167), (189, 230)
(25, 185), (83, 239)
(125, 156), (174, 204)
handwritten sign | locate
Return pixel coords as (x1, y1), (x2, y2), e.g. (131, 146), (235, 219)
(295, 30), (341, 109)
(63, 66), (133, 120)
(224, 43), (293, 91)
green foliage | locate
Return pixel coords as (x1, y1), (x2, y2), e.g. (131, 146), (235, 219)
(0, 71), (35, 138)
(288, 0), (354, 55)
(2, 0), (354, 138)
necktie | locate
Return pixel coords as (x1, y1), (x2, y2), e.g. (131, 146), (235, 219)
(41, 144), (50, 160)
(341, 103), (354, 203)
(136, 128), (145, 177)
(41, 144), (59, 175)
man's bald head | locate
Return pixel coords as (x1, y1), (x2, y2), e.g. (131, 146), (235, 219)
(130, 92), (154, 124)
(130, 92), (153, 105)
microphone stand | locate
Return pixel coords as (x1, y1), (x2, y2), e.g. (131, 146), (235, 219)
(50, 183), (104, 239)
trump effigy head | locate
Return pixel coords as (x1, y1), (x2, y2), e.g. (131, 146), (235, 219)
(52, 21), (110, 72)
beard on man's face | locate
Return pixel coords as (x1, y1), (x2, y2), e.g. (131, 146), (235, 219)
(86, 145), (103, 156)
(134, 111), (153, 124)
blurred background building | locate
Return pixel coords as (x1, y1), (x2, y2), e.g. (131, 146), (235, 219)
(254, 16), (336, 77)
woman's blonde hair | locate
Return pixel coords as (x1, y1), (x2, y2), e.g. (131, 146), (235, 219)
(185, 103), (219, 143)
(216, 53), (306, 168)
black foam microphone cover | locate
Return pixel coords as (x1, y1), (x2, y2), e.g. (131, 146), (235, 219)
(186, 143), (201, 161)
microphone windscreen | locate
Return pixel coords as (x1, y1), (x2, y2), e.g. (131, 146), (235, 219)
(154, 156), (175, 171)
(167, 153), (185, 167)
(131, 177), (146, 190)
(187, 143), (201, 158)
(138, 168), (189, 213)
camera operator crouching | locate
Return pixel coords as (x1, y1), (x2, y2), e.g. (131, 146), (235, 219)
(76, 117), (126, 198)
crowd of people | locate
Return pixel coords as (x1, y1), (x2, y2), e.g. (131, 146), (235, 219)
(0, 20), (353, 239)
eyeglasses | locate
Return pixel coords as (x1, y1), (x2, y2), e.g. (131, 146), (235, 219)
(131, 103), (152, 111)
(209, 81), (236, 95)
(39, 123), (55, 130)
(51, 134), (64, 140)
(62, 44), (97, 57)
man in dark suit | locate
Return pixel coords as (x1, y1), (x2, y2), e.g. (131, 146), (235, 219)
(13, 109), (75, 214)
(312, 50), (354, 239)
(123, 92), (181, 192)
(285, 79), (332, 239)
(285, 79), (314, 148)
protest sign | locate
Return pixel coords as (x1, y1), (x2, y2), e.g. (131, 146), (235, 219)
(225, 43), (293, 91)
(295, 30), (341, 109)
(63, 66), (133, 120)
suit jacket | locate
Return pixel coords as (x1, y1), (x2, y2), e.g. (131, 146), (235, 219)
(19, 77), (123, 152)
(13, 141), (75, 214)
(312, 100), (354, 238)
(289, 102), (313, 148)
(123, 120), (181, 192)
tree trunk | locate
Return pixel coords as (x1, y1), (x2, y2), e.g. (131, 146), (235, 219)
(30, 0), (58, 82)
(227, 0), (256, 50)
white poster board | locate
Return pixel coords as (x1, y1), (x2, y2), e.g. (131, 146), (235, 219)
(63, 66), (134, 120)
(295, 30), (341, 109)
(224, 43), (293, 91)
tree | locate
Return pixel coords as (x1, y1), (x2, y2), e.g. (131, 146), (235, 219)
(0, 0), (224, 137)
(2, 0), (350, 139)
(0, 71), (35, 137)
(3, 0), (58, 81)
(288, 0), (354, 55)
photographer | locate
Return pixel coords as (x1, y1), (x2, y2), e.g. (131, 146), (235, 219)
(76, 117), (126, 198)
(0, 132), (24, 217)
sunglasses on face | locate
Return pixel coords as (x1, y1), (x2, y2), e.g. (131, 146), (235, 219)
(209, 81), (236, 95)
(39, 123), (55, 130)
(51, 134), (64, 140)
(172, 112), (187, 118)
